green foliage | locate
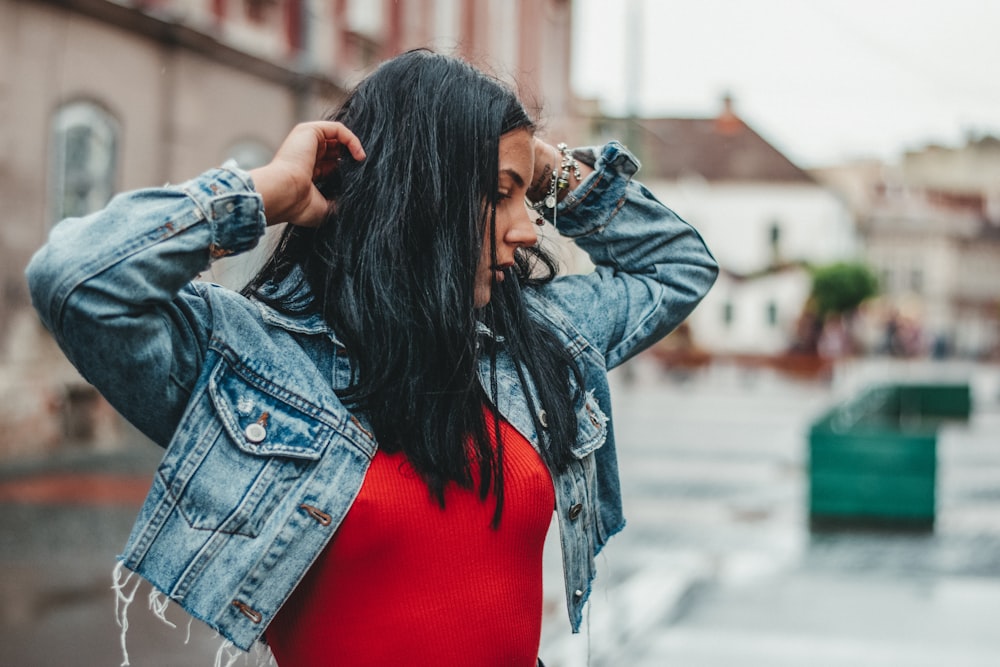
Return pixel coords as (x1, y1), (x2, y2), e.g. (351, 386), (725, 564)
(810, 262), (879, 317)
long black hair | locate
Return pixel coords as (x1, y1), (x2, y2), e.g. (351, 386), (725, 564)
(244, 50), (580, 525)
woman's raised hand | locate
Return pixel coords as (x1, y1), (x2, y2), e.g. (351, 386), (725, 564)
(526, 138), (593, 208)
(250, 121), (366, 228)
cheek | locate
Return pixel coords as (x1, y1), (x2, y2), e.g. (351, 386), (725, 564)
(478, 233), (492, 266)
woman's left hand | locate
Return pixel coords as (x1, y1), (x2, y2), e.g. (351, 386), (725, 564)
(250, 121), (366, 227)
(527, 139), (559, 205)
(527, 138), (592, 207)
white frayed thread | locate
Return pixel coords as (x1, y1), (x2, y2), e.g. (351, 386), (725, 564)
(112, 561), (141, 667)
(211, 638), (273, 667)
(114, 564), (272, 667)
(249, 642), (277, 666)
(214, 639), (242, 667)
(112, 563), (185, 665)
(148, 587), (178, 629)
(212, 638), (273, 667)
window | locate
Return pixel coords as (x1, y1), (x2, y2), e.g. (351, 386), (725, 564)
(244, 0), (273, 23)
(346, 0), (383, 38)
(766, 301), (778, 326)
(769, 221), (781, 245)
(50, 101), (118, 223)
(723, 301), (734, 326)
(768, 219), (782, 264)
(432, 0), (460, 51)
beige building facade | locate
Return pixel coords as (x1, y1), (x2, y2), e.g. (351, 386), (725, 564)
(0, 0), (576, 459)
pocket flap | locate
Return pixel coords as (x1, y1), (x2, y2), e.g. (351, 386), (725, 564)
(209, 362), (334, 460)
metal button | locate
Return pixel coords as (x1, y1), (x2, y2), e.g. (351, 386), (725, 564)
(244, 422), (267, 443)
(539, 409), (548, 428)
(568, 503), (583, 520)
(573, 589), (584, 598)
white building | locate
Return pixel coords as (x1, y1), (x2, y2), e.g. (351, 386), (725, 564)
(590, 97), (858, 356)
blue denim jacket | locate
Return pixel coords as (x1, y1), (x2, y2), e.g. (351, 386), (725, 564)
(26, 141), (717, 651)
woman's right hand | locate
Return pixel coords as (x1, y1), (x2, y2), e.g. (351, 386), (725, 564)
(250, 121), (366, 227)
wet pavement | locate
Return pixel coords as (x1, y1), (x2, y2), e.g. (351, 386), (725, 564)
(0, 441), (226, 666)
(538, 358), (1000, 666)
(1, 358), (998, 666)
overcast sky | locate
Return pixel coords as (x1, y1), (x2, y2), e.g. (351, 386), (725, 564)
(571, 0), (1000, 168)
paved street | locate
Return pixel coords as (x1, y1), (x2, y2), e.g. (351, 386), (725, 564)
(539, 358), (1000, 666)
(1, 358), (998, 666)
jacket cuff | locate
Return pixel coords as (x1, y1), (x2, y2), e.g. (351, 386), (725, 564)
(180, 161), (266, 259)
(550, 141), (641, 237)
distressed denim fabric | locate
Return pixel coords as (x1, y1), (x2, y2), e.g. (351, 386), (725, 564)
(26, 141), (718, 650)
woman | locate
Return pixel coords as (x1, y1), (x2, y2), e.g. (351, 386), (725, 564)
(26, 50), (717, 665)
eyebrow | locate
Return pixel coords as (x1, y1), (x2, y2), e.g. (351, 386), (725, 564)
(500, 168), (526, 188)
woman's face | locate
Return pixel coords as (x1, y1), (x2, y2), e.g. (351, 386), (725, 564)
(475, 129), (538, 308)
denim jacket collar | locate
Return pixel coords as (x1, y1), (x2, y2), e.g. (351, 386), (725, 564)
(252, 266), (343, 341)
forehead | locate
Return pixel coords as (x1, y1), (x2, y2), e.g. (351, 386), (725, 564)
(498, 129), (534, 183)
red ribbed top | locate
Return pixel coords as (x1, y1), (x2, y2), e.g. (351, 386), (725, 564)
(266, 413), (554, 667)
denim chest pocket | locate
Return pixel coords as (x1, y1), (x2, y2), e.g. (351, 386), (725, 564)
(160, 361), (336, 538)
(571, 390), (609, 459)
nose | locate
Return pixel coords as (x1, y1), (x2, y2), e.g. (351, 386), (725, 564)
(504, 201), (539, 248)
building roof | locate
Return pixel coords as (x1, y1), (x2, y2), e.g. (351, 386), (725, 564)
(594, 97), (815, 184)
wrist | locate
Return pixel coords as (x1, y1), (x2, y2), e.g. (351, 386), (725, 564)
(527, 142), (559, 203)
(529, 142), (582, 213)
(250, 164), (299, 226)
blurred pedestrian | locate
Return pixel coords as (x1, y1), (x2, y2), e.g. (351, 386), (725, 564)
(26, 49), (717, 666)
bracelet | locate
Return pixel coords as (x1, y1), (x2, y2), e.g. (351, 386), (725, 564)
(533, 142), (581, 217)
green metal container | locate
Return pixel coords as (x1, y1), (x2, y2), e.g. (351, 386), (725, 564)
(808, 383), (971, 530)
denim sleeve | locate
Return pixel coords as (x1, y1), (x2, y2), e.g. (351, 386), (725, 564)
(25, 165), (265, 445)
(538, 141), (719, 369)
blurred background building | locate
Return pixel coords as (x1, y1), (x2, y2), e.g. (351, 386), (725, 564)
(0, 0), (578, 459)
(590, 96), (858, 359)
(1, 0), (999, 462)
(814, 136), (1000, 360)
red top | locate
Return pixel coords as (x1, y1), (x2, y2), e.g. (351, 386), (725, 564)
(267, 413), (555, 667)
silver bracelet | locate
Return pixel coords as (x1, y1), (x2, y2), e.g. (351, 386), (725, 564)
(533, 143), (581, 217)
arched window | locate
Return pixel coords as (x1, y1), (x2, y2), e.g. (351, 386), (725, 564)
(50, 101), (119, 223)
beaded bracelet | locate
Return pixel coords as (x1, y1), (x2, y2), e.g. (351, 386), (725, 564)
(532, 142), (581, 225)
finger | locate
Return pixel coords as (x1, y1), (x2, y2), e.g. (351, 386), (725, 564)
(314, 122), (366, 161)
(341, 134), (366, 161)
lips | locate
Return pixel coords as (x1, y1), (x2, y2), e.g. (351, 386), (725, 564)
(493, 263), (513, 282)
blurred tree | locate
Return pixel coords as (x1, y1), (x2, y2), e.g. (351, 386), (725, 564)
(810, 262), (879, 318)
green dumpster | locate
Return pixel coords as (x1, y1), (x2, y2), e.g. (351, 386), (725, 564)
(808, 383), (971, 530)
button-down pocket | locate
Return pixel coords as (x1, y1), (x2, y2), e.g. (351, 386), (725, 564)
(570, 390), (608, 459)
(159, 360), (335, 538)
